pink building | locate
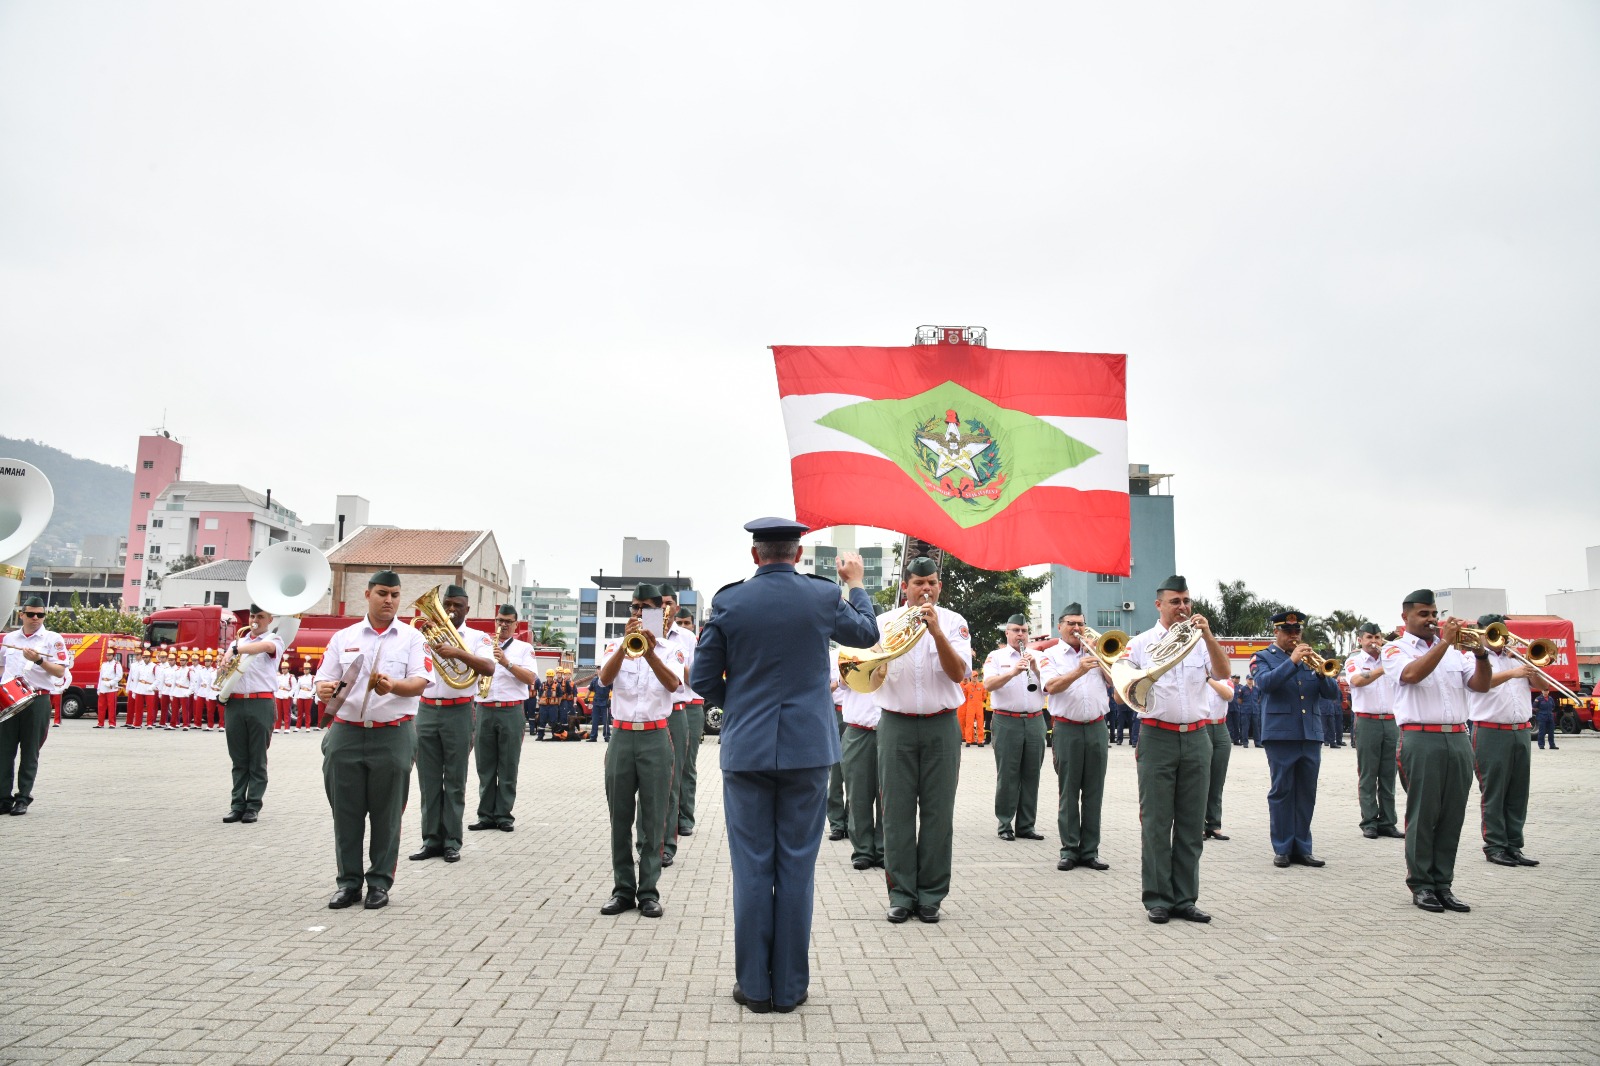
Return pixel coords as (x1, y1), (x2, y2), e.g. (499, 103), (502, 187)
(123, 433), (183, 608)
(139, 483), (313, 611)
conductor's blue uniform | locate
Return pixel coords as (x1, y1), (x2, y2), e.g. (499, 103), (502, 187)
(1251, 620), (1339, 862)
(691, 522), (878, 1012)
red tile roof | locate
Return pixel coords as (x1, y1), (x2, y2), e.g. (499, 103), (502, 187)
(328, 528), (485, 568)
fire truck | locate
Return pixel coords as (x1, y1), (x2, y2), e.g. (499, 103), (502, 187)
(54, 632), (144, 719)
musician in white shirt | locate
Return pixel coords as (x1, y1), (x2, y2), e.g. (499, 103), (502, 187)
(1, 597), (68, 815)
(472, 605), (537, 835)
(96, 651), (124, 729)
(1039, 604), (1112, 872)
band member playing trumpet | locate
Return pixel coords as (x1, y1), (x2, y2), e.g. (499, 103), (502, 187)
(1382, 589), (1491, 914)
(314, 571), (433, 911)
(873, 557), (972, 925)
(1346, 622), (1402, 839)
(983, 613), (1046, 843)
(412, 585), (494, 862)
(1123, 576), (1231, 924)
(659, 587), (697, 867)
(1251, 611), (1338, 868)
(1466, 613), (1542, 869)
(472, 605), (538, 834)
(1040, 604), (1112, 873)
(218, 605), (283, 823)
(0, 597), (68, 816)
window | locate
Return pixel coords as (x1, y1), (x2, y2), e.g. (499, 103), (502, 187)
(132, 579), (142, 587)
(204, 518), (219, 531)
(139, 492), (150, 499)
(133, 553), (143, 561)
(579, 602), (596, 618)
(605, 622), (626, 639)
(142, 460), (154, 469)
(135, 524), (145, 532)
(1095, 573), (1120, 583)
(202, 546), (216, 557)
(1097, 611), (1121, 629)
(205, 591), (229, 607)
(148, 545), (161, 557)
(147, 569), (159, 582)
(579, 622), (595, 638)
(151, 519), (163, 529)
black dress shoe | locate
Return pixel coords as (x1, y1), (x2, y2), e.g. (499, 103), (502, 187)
(222, 810), (244, 823)
(1378, 826), (1406, 838)
(852, 857), (873, 870)
(410, 845), (444, 861)
(328, 887), (362, 909)
(1485, 849), (1520, 867)
(1173, 905), (1212, 923)
(732, 983), (773, 1014)
(872, 858), (884, 868)
(1362, 827), (1379, 839)
(678, 826), (693, 837)
(1017, 829), (1044, 840)
(363, 887), (389, 909)
(443, 847), (460, 862)
(827, 828), (847, 841)
(1273, 854), (1290, 868)
(468, 820), (496, 831)
(997, 827), (1016, 841)
(1436, 890), (1470, 913)
(600, 895), (636, 915)
(1057, 857), (1078, 871)
(240, 810), (258, 823)
(9, 797), (30, 815)
(639, 898), (664, 918)
(1080, 857), (1109, 871)
(661, 854), (675, 868)
(497, 822), (514, 832)
(1204, 829), (1230, 841)
(1511, 849), (1540, 867)
(774, 992), (808, 1013)
(886, 906), (912, 924)
(1412, 889), (1444, 912)
(915, 905), (940, 924)
(1146, 907), (1170, 924)
(1291, 854), (1326, 868)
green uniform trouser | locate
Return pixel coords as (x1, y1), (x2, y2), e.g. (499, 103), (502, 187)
(1051, 716), (1108, 862)
(840, 723), (884, 864)
(475, 705), (523, 826)
(662, 707), (687, 860)
(224, 698), (274, 813)
(677, 704), (705, 834)
(992, 712), (1047, 833)
(1473, 724), (1531, 855)
(1204, 721), (1231, 833)
(827, 708), (848, 832)
(878, 711), (961, 910)
(1397, 729), (1473, 893)
(0, 694), (50, 801)
(1135, 724), (1212, 911)
(322, 719), (417, 891)
(1354, 715), (1400, 831)
(605, 726), (673, 902)
(417, 702), (476, 849)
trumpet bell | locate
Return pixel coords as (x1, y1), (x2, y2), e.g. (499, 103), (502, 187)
(410, 585), (480, 691)
(1093, 629), (1129, 660)
(1524, 638), (1557, 667)
(837, 605), (929, 694)
(622, 632), (651, 658)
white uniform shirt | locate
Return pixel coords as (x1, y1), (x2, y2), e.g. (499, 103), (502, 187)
(1382, 631), (1473, 726)
(485, 638), (537, 702)
(127, 660), (156, 696)
(315, 617), (432, 724)
(983, 644), (1040, 713)
(98, 659), (124, 693)
(603, 639), (684, 723)
(1468, 649), (1532, 725)
(1039, 641), (1108, 722)
(2, 627), (68, 692)
(155, 662), (173, 696)
(672, 624), (701, 702)
(1126, 621), (1213, 724)
(192, 665), (210, 699)
(171, 665), (193, 696)
(1203, 678), (1234, 720)
(295, 672), (317, 700)
(275, 671), (295, 699)
(422, 623), (494, 700)
(237, 633), (286, 696)
(1345, 650), (1395, 715)
(871, 606), (971, 714)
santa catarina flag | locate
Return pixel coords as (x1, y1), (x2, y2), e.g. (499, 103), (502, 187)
(773, 345), (1130, 574)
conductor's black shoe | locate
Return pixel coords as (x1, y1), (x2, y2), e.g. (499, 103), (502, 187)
(443, 847), (461, 862)
(774, 992), (808, 1014)
(1204, 829), (1229, 841)
(327, 888), (362, 909)
(661, 854), (674, 867)
(1436, 890), (1471, 913)
(600, 895), (635, 915)
(409, 846), (444, 861)
(1486, 849), (1520, 867)
(1081, 857), (1109, 871)
(732, 983), (773, 1014)
(827, 828), (847, 841)
(852, 857), (873, 870)
(1273, 854), (1290, 868)
(467, 820), (496, 831)
(1057, 857), (1078, 871)
(9, 797), (30, 815)
(639, 899), (664, 918)
(886, 906), (912, 924)
(1378, 826), (1405, 838)
(1017, 829), (1044, 840)
(1173, 905), (1212, 923)
(1291, 853), (1326, 868)
(222, 810), (244, 823)
(1511, 849), (1540, 867)
(1146, 907), (1170, 924)
(997, 827), (1016, 841)
(363, 887), (389, 909)
(915, 905), (940, 924)
(497, 822), (514, 832)
(1362, 827), (1379, 839)
(1412, 889), (1444, 912)
(240, 810), (258, 823)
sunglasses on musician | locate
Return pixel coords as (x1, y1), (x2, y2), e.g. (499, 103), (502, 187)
(22, 611), (45, 619)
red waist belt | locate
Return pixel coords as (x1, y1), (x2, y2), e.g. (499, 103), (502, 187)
(847, 722), (877, 732)
(993, 710), (1043, 718)
(1475, 721), (1532, 731)
(480, 700), (523, 708)
(1203, 717), (1228, 727)
(882, 708), (957, 718)
(1401, 723), (1468, 733)
(335, 715), (415, 728)
(1354, 712), (1395, 720)
(615, 719), (668, 731)
(232, 692), (275, 700)
(671, 703), (687, 712)
(422, 696), (474, 707)
(1141, 718), (1208, 733)
(691, 699), (704, 705)
(1053, 714), (1106, 725)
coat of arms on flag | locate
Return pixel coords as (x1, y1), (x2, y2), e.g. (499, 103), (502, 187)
(773, 344), (1131, 574)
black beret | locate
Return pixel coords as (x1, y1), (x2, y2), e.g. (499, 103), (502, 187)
(444, 585), (469, 600)
(633, 583), (662, 602)
(1403, 588), (1435, 607)
(1156, 575), (1187, 593)
(1477, 613), (1506, 628)
(1059, 602), (1083, 619)
(369, 570), (402, 588)
(1271, 611), (1305, 627)
(248, 603), (265, 614)
(904, 556), (940, 578)
(1005, 614), (1028, 626)
(1357, 622), (1382, 636)
(21, 596), (44, 609)
(744, 517), (809, 542)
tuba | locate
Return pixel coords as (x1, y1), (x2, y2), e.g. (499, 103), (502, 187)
(1108, 616), (1205, 713)
(410, 584), (479, 691)
(836, 594), (933, 694)
(217, 542), (331, 702)
(0, 458), (55, 724)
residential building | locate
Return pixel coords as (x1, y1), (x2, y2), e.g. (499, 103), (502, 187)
(17, 563), (125, 612)
(318, 527), (509, 618)
(521, 579), (580, 649)
(1431, 587), (1509, 625)
(134, 482), (313, 612)
(1547, 545), (1600, 686)
(1050, 464), (1177, 639)
(122, 433), (183, 608)
(798, 534), (890, 594)
(578, 538), (698, 667)
(156, 559), (250, 611)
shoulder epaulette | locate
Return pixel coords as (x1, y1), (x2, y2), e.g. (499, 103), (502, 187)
(805, 573), (840, 585)
(715, 579), (745, 595)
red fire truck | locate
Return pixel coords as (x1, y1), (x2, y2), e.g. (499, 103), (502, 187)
(54, 632), (144, 719)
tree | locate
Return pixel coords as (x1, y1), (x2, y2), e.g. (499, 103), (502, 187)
(150, 553), (204, 591)
(534, 623), (567, 649)
(1193, 579), (1285, 637)
(43, 605), (144, 636)
(1320, 610), (1371, 657)
(931, 554), (1049, 665)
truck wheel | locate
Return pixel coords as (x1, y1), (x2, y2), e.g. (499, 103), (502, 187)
(703, 706), (722, 736)
(62, 690), (88, 719)
(1559, 711), (1580, 734)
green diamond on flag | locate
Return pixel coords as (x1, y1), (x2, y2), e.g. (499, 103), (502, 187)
(773, 343), (1131, 573)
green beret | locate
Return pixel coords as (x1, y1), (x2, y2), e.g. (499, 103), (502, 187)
(1059, 603), (1083, 619)
(21, 596), (44, 609)
(1402, 588), (1435, 607)
(633, 583), (662, 603)
(1156, 575), (1187, 594)
(676, 607), (693, 620)
(369, 570), (402, 588)
(904, 557), (940, 578)
(1477, 613), (1506, 628)
(1357, 622), (1382, 636)
(444, 585), (469, 600)
(248, 603), (265, 614)
(498, 604), (518, 616)
(1005, 614), (1028, 627)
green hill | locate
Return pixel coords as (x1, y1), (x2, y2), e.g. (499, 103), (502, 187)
(0, 436), (132, 562)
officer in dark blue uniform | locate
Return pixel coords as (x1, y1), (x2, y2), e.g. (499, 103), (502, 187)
(690, 517), (878, 1016)
(1251, 611), (1338, 868)
(1532, 690), (1557, 750)
(1236, 677), (1260, 747)
(1226, 677), (1244, 745)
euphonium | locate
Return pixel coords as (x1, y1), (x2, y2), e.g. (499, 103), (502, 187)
(1107, 616), (1205, 713)
(837, 594), (932, 694)
(410, 584), (479, 691)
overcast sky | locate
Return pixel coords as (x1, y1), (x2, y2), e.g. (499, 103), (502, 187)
(3, 2), (1596, 625)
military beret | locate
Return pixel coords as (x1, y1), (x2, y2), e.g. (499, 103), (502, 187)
(1005, 614), (1028, 626)
(369, 570), (402, 588)
(1271, 611), (1305, 627)
(1059, 602), (1083, 619)
(1156, 575), (1187, 594)
(248, 603), (265, 614)
(633, 583), (662, 602)
(21, 596), (44, 609)
(444, 585), (469, 600)
(676, 607), (693, 620)
(497, 604), (518, 615)
(904, 556), (940, 578)
(1477, 613), (1506, 628)
(1403, 588), (1435, 607)
(744, 516), (809, 542)
(1357, 622), (1382, 636)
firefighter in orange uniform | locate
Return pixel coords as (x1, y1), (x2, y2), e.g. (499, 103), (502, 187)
(958, 670), (988, 747)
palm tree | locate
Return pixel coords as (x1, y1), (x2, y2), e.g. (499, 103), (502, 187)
(1196, 579), (1281, 637)
(535, 623), (567, 649)
(1320, 610), (1371, 657)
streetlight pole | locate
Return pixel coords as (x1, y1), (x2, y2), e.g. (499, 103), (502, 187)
(1464, 567), (1476, 589)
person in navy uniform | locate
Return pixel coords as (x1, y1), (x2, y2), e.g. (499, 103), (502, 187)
(689, 517), (878, 1016)
(1236, 676), (1260, 747)
(1531, 689), (1557, 750)
(1251, 611), (1339, 869)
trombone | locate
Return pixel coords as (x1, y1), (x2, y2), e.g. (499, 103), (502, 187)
(1450, 618), (1581, 702)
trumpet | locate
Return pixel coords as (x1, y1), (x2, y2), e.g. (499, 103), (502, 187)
(622, 603), (672, 658)
(1301, 649), (1342, 677)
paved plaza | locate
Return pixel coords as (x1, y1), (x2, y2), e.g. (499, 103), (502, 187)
(3, 721), (1597, 1065)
